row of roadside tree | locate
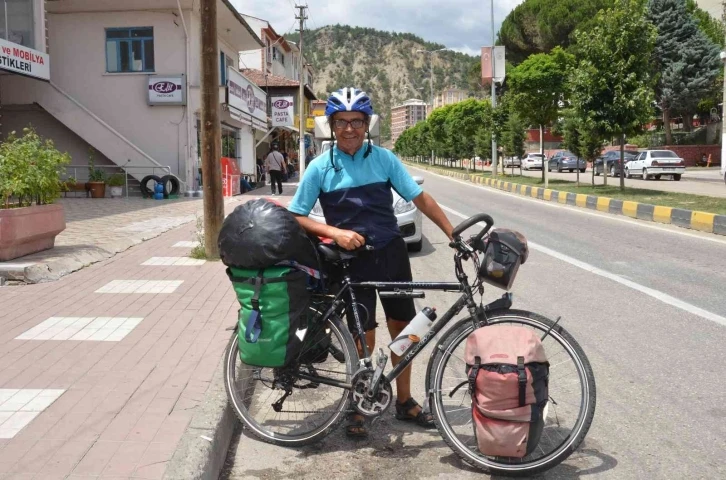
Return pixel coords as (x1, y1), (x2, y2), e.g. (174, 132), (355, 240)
(394, 0), (723, 190)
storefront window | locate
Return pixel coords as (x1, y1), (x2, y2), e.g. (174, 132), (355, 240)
(221, 128), (237, 158)
(1, 0), (35, 49)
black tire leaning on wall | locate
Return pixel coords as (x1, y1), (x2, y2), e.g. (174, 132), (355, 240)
(160, 175), (181, 198)
(140, 175), (162, 198)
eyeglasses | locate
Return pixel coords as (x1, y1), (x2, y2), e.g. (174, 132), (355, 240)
(333, 118), (366, 130)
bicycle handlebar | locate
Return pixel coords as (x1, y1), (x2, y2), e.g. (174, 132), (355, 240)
(451, 213), (494, 242)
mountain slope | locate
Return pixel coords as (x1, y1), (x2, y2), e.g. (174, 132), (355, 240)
(288, 25), (481, 142)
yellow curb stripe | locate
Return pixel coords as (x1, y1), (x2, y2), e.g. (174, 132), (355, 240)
(531, 187), (539, 198)
(597, 197), (610, 212)
(544, 189), (553, 201)
(576, 194), (587, 208)
(691, 211), (716, 232)
(653, 206), (672, 224)
(558, 192), (567, 204)
(622, 201), (638, 218)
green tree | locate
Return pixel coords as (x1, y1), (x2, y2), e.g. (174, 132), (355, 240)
(507, 46), (574, 184)
(571, 0), (657, 190)
(498, 0), (611, 64)
(647, 0), (721, 141)
(556, 109), (605, 186)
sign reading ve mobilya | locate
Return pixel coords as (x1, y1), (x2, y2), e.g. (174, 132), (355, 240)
(227, 68), (267, 124)
(0, 38), (50, 81)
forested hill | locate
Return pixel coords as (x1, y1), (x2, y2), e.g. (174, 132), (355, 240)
(288, 25), (482, 143)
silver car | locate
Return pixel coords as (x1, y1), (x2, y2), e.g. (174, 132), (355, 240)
(308, 176), (425, 252)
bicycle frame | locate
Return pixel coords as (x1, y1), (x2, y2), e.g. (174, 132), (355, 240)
(296, 251), (514, 391)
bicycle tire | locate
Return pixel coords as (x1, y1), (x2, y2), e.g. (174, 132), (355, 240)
(427, 309), (596, 477)
(224, 310), (358, 447)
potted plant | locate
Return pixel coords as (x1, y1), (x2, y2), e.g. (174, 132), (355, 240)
(107, 173), (125, 198)
(0, 126), (70, 261)
(87, 148), (106, 198)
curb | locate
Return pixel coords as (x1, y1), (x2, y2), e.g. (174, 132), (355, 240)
(406, 162), (726, 236)
(164, 353), (236, 480)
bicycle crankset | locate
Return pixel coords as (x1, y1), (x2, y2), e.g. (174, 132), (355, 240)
(351, 369), (392, 417)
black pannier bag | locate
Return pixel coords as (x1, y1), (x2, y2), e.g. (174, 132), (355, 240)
(480, 228), (529, 290)
(218, 198), (320, 270)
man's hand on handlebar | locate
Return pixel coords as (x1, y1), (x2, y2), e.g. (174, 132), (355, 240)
(332, 229), (367, 251)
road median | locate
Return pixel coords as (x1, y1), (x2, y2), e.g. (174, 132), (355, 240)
(405, 161), (726, 236)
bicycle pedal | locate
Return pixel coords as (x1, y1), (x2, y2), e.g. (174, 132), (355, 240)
(376, 348), (388, 367)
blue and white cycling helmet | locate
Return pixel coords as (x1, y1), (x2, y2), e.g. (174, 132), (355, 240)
(325, 87), (374, 116)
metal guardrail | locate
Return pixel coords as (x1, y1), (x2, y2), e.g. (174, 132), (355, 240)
(65, 162), (177, 198)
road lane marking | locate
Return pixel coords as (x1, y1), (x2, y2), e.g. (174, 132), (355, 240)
(439, 204), (726, 328)
(409, 165), (726, 247)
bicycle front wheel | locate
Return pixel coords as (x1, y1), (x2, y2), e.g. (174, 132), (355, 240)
(428, 309), (596, 477)
(224, 310), (358, 447)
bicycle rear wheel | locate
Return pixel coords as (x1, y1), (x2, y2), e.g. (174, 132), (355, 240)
(428, 309), (596, 477)
(224, 309), (357, 447)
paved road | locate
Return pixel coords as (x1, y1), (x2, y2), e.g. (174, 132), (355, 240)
(477, 164), (726, 198)
(221, 169), (726, 479)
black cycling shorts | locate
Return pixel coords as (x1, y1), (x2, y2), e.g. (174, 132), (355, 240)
(345, 236), (416, 334)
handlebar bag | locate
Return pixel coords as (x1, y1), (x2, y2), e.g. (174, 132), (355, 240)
(480, 228), (529, 291)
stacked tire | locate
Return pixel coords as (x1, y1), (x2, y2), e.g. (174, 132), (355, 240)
(140, 174), (181, 199)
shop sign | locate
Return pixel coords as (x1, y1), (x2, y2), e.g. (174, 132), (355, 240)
(271, 96), (294, 127)
(0, 38), (50, 81)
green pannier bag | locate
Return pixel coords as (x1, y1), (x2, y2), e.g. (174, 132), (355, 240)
(227, 266), (310, 368)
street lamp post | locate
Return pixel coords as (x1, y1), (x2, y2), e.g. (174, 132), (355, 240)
(417, 48), (447, 165)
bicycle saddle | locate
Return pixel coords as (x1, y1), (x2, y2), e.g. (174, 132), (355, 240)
(316, 243), (370, 263)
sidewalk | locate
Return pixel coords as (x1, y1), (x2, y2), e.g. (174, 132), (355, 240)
(0, 190), (295, 479)
(0, 192), (256, 283)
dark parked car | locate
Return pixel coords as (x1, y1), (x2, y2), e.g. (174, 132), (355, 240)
(594, 150), (639, 177)
(548, 150), (586, 173)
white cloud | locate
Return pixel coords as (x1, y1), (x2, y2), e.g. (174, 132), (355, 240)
(230, 0), (524, 56)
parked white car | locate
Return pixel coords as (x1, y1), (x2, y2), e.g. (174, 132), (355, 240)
(522, 153), (545, 170)
(624, 150), (686, 181)
(503, 157), (521, 167)
(308, 176), (425, 252)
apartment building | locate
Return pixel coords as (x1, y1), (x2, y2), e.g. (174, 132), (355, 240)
(433, 88), (468, 110)
(1, 0), (266, 195)
(391, 98), (428, 146)
(239, 14), (315, 162)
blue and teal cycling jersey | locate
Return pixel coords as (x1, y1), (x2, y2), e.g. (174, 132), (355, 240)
(288, 144), (423, 248)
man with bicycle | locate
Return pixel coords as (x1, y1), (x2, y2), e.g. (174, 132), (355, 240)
(288, 87), (455, 438)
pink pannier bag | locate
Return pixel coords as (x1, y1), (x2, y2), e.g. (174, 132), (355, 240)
(465, 325), (550, 458)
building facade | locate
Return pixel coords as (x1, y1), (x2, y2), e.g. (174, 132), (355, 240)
(433, 88), (468, 110)
(391, 98), (427, 146)
(1, 0), (266, 196)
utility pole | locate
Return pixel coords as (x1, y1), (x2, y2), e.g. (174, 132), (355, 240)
(490, 0), (498, 178)
(429, 58), (434, 165)
(296, 4), (308, 179)
(200, 0), (224, 258)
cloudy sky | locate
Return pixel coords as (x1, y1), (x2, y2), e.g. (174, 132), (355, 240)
(230, 0), (525, 57)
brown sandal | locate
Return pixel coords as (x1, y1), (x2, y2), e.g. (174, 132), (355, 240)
(345, 413), (369, 439)
(394, 397), (435, 429)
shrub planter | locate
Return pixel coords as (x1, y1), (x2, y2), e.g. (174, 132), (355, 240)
(109, 186), (123, 198)
(88, 181), (106, 198)
(0, 204), (66, 261)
